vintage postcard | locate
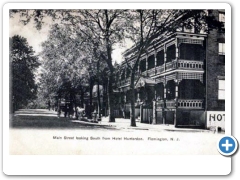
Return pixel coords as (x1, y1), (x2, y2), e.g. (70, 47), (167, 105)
(3, 2), (232, 175)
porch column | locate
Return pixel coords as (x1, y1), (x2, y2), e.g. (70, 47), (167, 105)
(175, 39), (179, 69)
(152, 100), (157, 124)
(153, 83), (157, 125)
(164, 43), (167, 72)
(174, 79), (179, 127)
(174, 110), (177, 127)
(154, 53), (157, 75)
(154, 89), (157, 100)
(140, 103), (143, 123)
(175, 39), (179, 59)
(163, 81), (166, 125)
(146, 56), (148, 73)
(175, 80), (179, 99)
(164, 82), (167, 99)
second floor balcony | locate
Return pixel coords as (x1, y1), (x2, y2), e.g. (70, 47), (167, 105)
(142, 59), (204, 78)
(120, 32), (206, 86)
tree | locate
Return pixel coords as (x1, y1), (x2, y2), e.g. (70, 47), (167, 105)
(75, 10), (128, 122)
(10, 9), (127, 122)
(10, 35), (40, 112)
(40, 23), (108, 118)
(40, 23), (89, 115)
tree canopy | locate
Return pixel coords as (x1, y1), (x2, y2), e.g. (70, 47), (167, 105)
(10, 35), (40, 111)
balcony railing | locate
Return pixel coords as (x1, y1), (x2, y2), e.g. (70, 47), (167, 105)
(119, 76), (140, 87)
(165, 61), (176, 71)
(147, 68), (155, 76)
(178, 99), (203, 109)
(147, 65), (165, 77)
(156, 100), (175, 108)
(156, 100), (164, 108)
(177, 60), (204, 70)
(166, 100), (176, 108)
(155, 65), (164, 76)
(154, 59), (203, 76)
(156, 99), (204, 109)
(120, 59), (204, 84)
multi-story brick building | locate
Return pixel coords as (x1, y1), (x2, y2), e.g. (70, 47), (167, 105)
(205, 10), (225, 130)
(116, 10), (225, 129)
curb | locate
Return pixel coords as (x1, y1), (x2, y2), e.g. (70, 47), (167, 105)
(71, 119), (213, 133)
(163, 129), (211, 133)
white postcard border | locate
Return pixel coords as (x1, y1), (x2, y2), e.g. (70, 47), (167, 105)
(3, 2), (231, 175)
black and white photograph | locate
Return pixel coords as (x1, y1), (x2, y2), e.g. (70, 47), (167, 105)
(8, 7), (227, 155)
(2, 2), (233, 176)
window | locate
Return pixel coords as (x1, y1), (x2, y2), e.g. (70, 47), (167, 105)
(219, 13), (225, 22)
(166, 44), (176, 62)
(180, 43), (204, 60)
(147, 54), (155, 69)
(218, 79), (225, 100)
(219, 43), (225, 55)
(156, 50), (164, 66)
(219, 13), (225, 28)
(140, 59), (146, 72)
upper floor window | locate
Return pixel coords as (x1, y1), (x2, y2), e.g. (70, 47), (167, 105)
(218, 43), (225, 55)
(218, 79), (225, 100)
(147, 54), (155, 70)
(219, 12), (225, 28)
(140, 59), (146, 72)
(166, 44), (176, 62)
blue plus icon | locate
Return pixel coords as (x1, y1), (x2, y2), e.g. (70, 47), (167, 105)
(218, 136), (238, 156)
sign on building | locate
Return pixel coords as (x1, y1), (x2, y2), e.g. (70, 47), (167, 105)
(206, 111), (225, 131)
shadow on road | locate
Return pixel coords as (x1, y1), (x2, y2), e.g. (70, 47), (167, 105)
(10, 109), (117, 130)
(15, 109), (58, 116)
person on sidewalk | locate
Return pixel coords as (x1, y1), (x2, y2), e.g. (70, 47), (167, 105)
(57, 107), (61, 118)
(64, 104), (70, 118)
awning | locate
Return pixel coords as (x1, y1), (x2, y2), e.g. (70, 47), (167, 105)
(135, 77), (157, 88)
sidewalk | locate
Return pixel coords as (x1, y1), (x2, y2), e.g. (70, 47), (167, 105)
(69, 114), (214, 133)
(99, 116), (212, 133)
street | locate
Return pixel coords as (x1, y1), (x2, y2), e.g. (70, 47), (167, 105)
(10, 109), (115, 130)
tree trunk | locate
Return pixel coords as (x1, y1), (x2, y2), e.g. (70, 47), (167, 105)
(102, 81), (108, 117)
(105, 34), (115, 122)
(108, 74), (115, 122)
(89, 78), (94, 119)
(130, 72), (136, 127)
(97, 60), (101, 119)
(72, 94), (78, 119)
(97, 78), (101, 119)
(80, 89), (84, 108)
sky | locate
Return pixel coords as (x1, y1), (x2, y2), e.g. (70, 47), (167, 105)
(9, 13), (132, 64)
(9, 14), (51, 54)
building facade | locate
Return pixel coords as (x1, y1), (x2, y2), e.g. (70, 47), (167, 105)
(116, 10), (225, 129)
